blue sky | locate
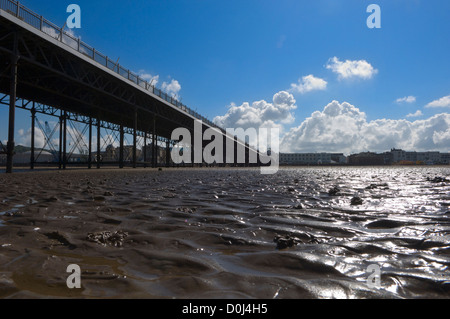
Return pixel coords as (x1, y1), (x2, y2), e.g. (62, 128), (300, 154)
(1, 0), (449, 154)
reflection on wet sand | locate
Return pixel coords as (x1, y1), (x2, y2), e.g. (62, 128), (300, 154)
(0, 167), (449, 298)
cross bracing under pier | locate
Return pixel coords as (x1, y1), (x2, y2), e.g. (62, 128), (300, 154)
(0, 0), (261, 173)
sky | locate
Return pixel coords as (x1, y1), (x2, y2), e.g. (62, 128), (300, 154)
(1, 0), (449, 155)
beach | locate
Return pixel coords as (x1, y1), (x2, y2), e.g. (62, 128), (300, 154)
(0, 166), (449, 299)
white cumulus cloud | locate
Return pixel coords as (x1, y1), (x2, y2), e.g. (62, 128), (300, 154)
(17, 126), (51, 149)
(162, 79), (181, 98)
(281, 100), (450, 154)
(425, 95), (450, 108)
(326, 57), (378, 80)
(406, 110), (423, 118)
(137, 71), (183, 98)
(213, 91), (297, 151)
(214, 91), (297, 133)
(290, 75), (327, 94)
(138, 70), (159, 86)
(396, 96), (416, 104)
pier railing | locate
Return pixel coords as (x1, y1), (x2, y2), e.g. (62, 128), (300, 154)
(0, 0), (222, 131)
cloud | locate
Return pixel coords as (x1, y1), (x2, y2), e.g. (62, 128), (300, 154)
(326, 57), (378, 80)
(213, 91), (297, 132)
(16, 122), (95, 154)
(281, 100), (450, 154)
(425, 95), (450, 108)
(162, 79), (181, 97)
(138, 71), (159, 86)
(42, 26), (59, 39)
(290, 75), (327, 94)
(41, 27), (81, 51)
(396, 96), (416, 104)
(213, 91), (296, 151)
(406, 110), (423, 118)
(17, 127), (48, 149)
(137, 71), (183, 98)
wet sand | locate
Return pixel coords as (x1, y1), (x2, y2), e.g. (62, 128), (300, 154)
(0, 166), (449, 299)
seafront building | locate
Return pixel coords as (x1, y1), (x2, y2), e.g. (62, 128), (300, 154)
(441, 153), (450, 164)
(280, 149), (450, 166)
(2, 146), (449, 166)
(389, 149), (443, 165)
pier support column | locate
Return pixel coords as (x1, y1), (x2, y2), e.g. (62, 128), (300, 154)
(88, 117), (92, 169)
(166, 139), (170, 167)
(152, 116), (156, 168)
(6, 32), (19, 174)
(97, 118), (101, 169)
(58, 111), (63, 170)
(30, 104), (36, 170)
(133, 108), (137, 169)
(154, 133), (158, 168)
(143, 131), (147, 168)
(63, 111), (67, 169)
(190, 129), (194, 167)
(119, 124), (124, 169)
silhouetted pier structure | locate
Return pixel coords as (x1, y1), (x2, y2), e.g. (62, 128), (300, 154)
(0, 0), (259, 173)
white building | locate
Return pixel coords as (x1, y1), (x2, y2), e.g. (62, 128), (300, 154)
(390, 149), (445, 164)
(440, 153), (450, 164)
(13, 151), (54, 164)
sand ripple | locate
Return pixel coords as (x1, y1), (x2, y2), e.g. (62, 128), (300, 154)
(0, 166), (449, 298)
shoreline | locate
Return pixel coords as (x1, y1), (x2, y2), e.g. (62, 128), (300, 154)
(1, 163), (449, 174)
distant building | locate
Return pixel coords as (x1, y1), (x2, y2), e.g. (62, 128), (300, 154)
(441, 153), (450, 164)
(280, 153), (346, 165)
(67, 153), (89, 163)
(13, 151), (54, 164)
(348, 152), (390, 165)
(104, 144), (118, 161)
(142, 144), (169, 164)
(390, 149), (445, 165)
